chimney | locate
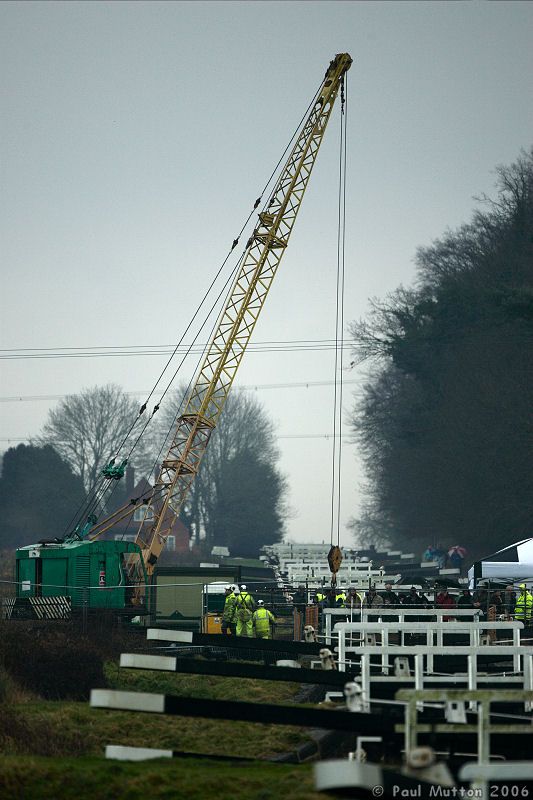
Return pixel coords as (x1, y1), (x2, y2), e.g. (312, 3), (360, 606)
(126, 465), (135, 496)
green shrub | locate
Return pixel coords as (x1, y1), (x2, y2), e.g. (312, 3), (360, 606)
(0, 625), (105, 700)
(0, 706), (87, 756)
(0, 667), (8, 703)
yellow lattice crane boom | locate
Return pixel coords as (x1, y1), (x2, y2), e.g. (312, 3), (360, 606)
(134, 52), (352, 578)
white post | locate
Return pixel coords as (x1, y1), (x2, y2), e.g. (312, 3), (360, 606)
(382, 628), (389, 674)
(514, 627), (520, 673)
(467, 655), (477, 691)
(426, 628), (434, 674)
(415, 654), (424, 710)
(361, 654), (370, 710)
(524, 654), (533, 711)
(468, 654), (478, 710)
(477, 700), (490, 765)
(337, 624), (346, 673)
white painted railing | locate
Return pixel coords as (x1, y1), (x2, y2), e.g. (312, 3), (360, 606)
(323, 606), (483, 645)
(334, 620), (524, 672)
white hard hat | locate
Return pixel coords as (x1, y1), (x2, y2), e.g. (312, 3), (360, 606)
(257, 599), (264, 606)
(241, 584), (247, 591)
(233, 589), (240, 595)
(225, 585), (232, 591)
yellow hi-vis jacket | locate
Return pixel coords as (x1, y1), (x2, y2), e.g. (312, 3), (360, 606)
(335, 592), (347, 607)
(222, 592), (236, 623)
(235, 591), (255, 621)
(514, 591), (533, 620)
(253, 606), (275, 637)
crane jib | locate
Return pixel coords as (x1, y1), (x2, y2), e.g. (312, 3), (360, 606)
(133, 53), (352, 583)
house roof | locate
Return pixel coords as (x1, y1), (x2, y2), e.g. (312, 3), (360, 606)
(104, 475), (190, 539)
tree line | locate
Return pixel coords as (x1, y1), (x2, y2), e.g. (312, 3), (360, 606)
(349, 148), (533, 560)
(0, 388), (287, 558)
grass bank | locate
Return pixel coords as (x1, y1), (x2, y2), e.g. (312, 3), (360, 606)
(0, 755), (326, 800)
(0, 662), (331, 798)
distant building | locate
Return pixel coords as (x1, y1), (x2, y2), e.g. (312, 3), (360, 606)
(211, 545), (230, 558)
(101, 466), (190, 560)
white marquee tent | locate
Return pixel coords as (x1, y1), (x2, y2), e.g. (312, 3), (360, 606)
(469, 537), (533, 585)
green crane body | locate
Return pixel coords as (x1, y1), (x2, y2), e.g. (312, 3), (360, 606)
(15, 539), (146, 613)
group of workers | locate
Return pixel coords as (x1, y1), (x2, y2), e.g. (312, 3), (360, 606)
(311, 582), (533, 622)
(220, 584), (276, 639)
(312, 584), (432, 609)
(218, 581), (532, 640)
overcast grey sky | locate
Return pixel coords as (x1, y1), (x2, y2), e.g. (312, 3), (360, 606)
(1, 1), (532, 547)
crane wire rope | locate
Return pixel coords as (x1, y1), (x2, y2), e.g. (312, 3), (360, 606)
(116, 79), (323, 450)
(329, 73), (349, 552)
(336, 73), (349, 547)
(120, 79), (325, 465)
(63, 246), (248, 540)
(113, 247), (253, 543)
(62, 82), (323, 540)
(93, 81), (322, 469)
(128, 247), (250, 510)
(115, 83), (335, 543)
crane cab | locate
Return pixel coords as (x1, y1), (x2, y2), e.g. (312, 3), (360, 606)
(14, 540), (148, 618)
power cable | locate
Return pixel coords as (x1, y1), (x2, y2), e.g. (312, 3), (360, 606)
(1, 432), (354, 444)
(0, 377), (361, 405)
(0, 338), (356, 360)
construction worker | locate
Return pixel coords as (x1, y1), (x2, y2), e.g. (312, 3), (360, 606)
(381, 583), (400, 607)
(345, 586), (364, 610)
(235, 584), (256, 637)
(514, 584), (533, 623)
(253, 599), (275, 639)
(335, 587), (347, 608)
(363, 586), (384, 609)
(221, 584), (237, 635)
(314, 589), (327, 607)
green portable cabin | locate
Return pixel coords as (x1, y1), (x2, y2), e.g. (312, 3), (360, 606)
(15, 539), (148, 613)
(151, 564), (279, 630)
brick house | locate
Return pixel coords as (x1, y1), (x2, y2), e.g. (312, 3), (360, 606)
(101, 467), (190, 559)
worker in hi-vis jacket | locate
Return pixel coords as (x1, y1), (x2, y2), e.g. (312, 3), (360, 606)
(253, 600), (275, 639)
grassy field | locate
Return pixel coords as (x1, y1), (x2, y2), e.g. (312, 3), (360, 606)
(0, 755), (326, 800)
(0, 662), (331, 799)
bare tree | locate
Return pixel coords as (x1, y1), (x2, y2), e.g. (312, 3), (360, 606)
(153, 387), (287, 554)
(38, 384), (153, 494)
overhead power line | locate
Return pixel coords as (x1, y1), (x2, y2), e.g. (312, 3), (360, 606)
(0, 339), (356, 360)
(0, 432), (354, 445)
(0, 378), (360, 404)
